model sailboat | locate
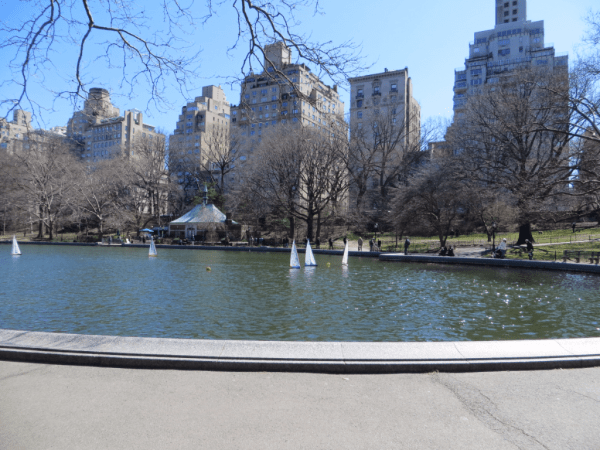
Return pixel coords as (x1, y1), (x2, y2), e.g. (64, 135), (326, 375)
(11, 236), (21, 256)
(290, 240), (301, 269)
(341, 240), (349, 266)
(305, 239), (317, 267)
(149, 237), (158, 257)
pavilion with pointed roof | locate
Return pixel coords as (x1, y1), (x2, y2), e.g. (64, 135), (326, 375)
(168, 186), (241, 241)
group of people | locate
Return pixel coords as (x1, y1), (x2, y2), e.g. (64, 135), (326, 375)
(439, 246), (455, 257)
(493, 238), (534, 259)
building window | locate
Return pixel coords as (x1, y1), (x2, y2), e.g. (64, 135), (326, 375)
(504, 11), (509, 17)
(391, 83), (397, 92)
(499, 48), (510, 57)
(513, 9), (517, 14)
(357, 100), (363, 107)
(357, 111), (362, 119)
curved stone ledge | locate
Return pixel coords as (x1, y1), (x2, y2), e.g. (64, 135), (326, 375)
(380, 254), (600, 274)
(1, 329), (599, 373)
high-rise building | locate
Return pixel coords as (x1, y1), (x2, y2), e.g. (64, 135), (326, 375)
(346, 68), (421, 211)
(0, 110), (33, 153)
(169, 85), (230, 168)
(231, 42), (344, 139)
(453, 0), (567, 117)
(168, 85), (231, 200)
(228, 42), (345, 191)
(67, 88), (163, 162)
(348, 68), (421, 148)
(496, 0), (526, 25)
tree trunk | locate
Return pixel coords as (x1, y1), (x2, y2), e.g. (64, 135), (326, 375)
(316, 210), (322, 240)
(37, 205), (44, 238)
(288, 216), (295, 240)
(516, 222), (534, 246)
(306, 210), (314, 241)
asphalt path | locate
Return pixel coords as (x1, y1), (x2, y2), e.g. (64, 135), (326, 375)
(1, 361), (599, 449)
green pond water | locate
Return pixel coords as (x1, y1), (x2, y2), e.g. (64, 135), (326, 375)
(1, 244), (600, 342)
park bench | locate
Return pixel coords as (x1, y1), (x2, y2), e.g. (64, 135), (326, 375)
(562, 250), (600, 264)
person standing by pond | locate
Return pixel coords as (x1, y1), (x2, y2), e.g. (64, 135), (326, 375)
(328, 237), (334, 250)
(358, 236), (363, 251)
(404, 238), (410, 255)
(526, 239), (534, 260)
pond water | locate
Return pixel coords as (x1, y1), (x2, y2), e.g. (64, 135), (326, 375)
(1, 245), (600, 342)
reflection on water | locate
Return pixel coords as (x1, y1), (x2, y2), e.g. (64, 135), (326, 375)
(1, 245), (600, 342)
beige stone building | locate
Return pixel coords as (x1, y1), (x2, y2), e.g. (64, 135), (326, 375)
(169, 86), (230, 169)
(168, 85), (231, 201)
(0, 110), (34, 153)
(348, 68), (421, 148)
(231, 42), (344, 136)
(67, 88), (163, 163)
(230, 42), (345, 183)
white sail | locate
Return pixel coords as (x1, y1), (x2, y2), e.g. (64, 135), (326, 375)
(149, 237), (158, 257)
(11, 235), (21, 256)
(305, 239), (317, 267)
(290, 240), (301, 269)
(342, 240), (349, 266)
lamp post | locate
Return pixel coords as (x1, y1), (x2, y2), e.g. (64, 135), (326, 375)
(492, 221), (497, 252)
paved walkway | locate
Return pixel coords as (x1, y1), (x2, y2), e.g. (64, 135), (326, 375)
(1, 360), (599, 449)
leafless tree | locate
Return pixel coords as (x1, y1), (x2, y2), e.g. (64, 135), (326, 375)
(1, 0), (365, 123)
(124, 132), (173, 231)
(237, 123), (349, 240)
(447, 67), (575, 244)
(7, 133), (79, 239)
(391, 161), (467, 247)
(201, 124), (240, 199)
(70, 158), (130, 238)
(345, 104), (433, 226)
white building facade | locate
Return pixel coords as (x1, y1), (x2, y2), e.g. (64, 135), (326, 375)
(453, 0), (568, 117)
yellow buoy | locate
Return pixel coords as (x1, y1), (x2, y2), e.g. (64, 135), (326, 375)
(326, 262), (331, 267)
(206, 266), (211, 272)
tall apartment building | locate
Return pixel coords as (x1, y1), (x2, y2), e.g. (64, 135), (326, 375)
(231, 42), (344, 138)
(348, 68), (421, 147)
(169, 85), (230, 169)
(453, 0), (567, 117)
(0, 110), (33, 153)
(67, 88), (163, 162)
(227, 42), (345, 192)
(168, 86), (231, 201)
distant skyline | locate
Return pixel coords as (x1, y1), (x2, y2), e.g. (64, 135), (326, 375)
(0, 0), (597, 133)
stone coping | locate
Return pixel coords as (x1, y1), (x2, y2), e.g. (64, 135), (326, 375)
(1, 329), (599, 373)
(380, 253), (600, 274)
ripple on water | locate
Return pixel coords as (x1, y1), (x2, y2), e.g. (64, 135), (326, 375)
(1, 245), (600, 341)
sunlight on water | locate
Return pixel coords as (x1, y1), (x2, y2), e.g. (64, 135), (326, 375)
(1, 245), (599, 342)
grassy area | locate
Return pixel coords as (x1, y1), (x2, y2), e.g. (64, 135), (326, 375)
(0, 232), (95, 243)
(366, 226), (600, 247)
(501, 242), (600, 262)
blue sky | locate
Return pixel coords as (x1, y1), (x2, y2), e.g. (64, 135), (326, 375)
(0, 0), (597, 133)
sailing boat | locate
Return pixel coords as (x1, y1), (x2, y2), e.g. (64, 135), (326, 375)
(290, 240), (301, 269)
(305, 239), (317, 267)
(341, 240), (349, 266)
(11, 235), (21, 256)
(149, 236), (158, 257)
